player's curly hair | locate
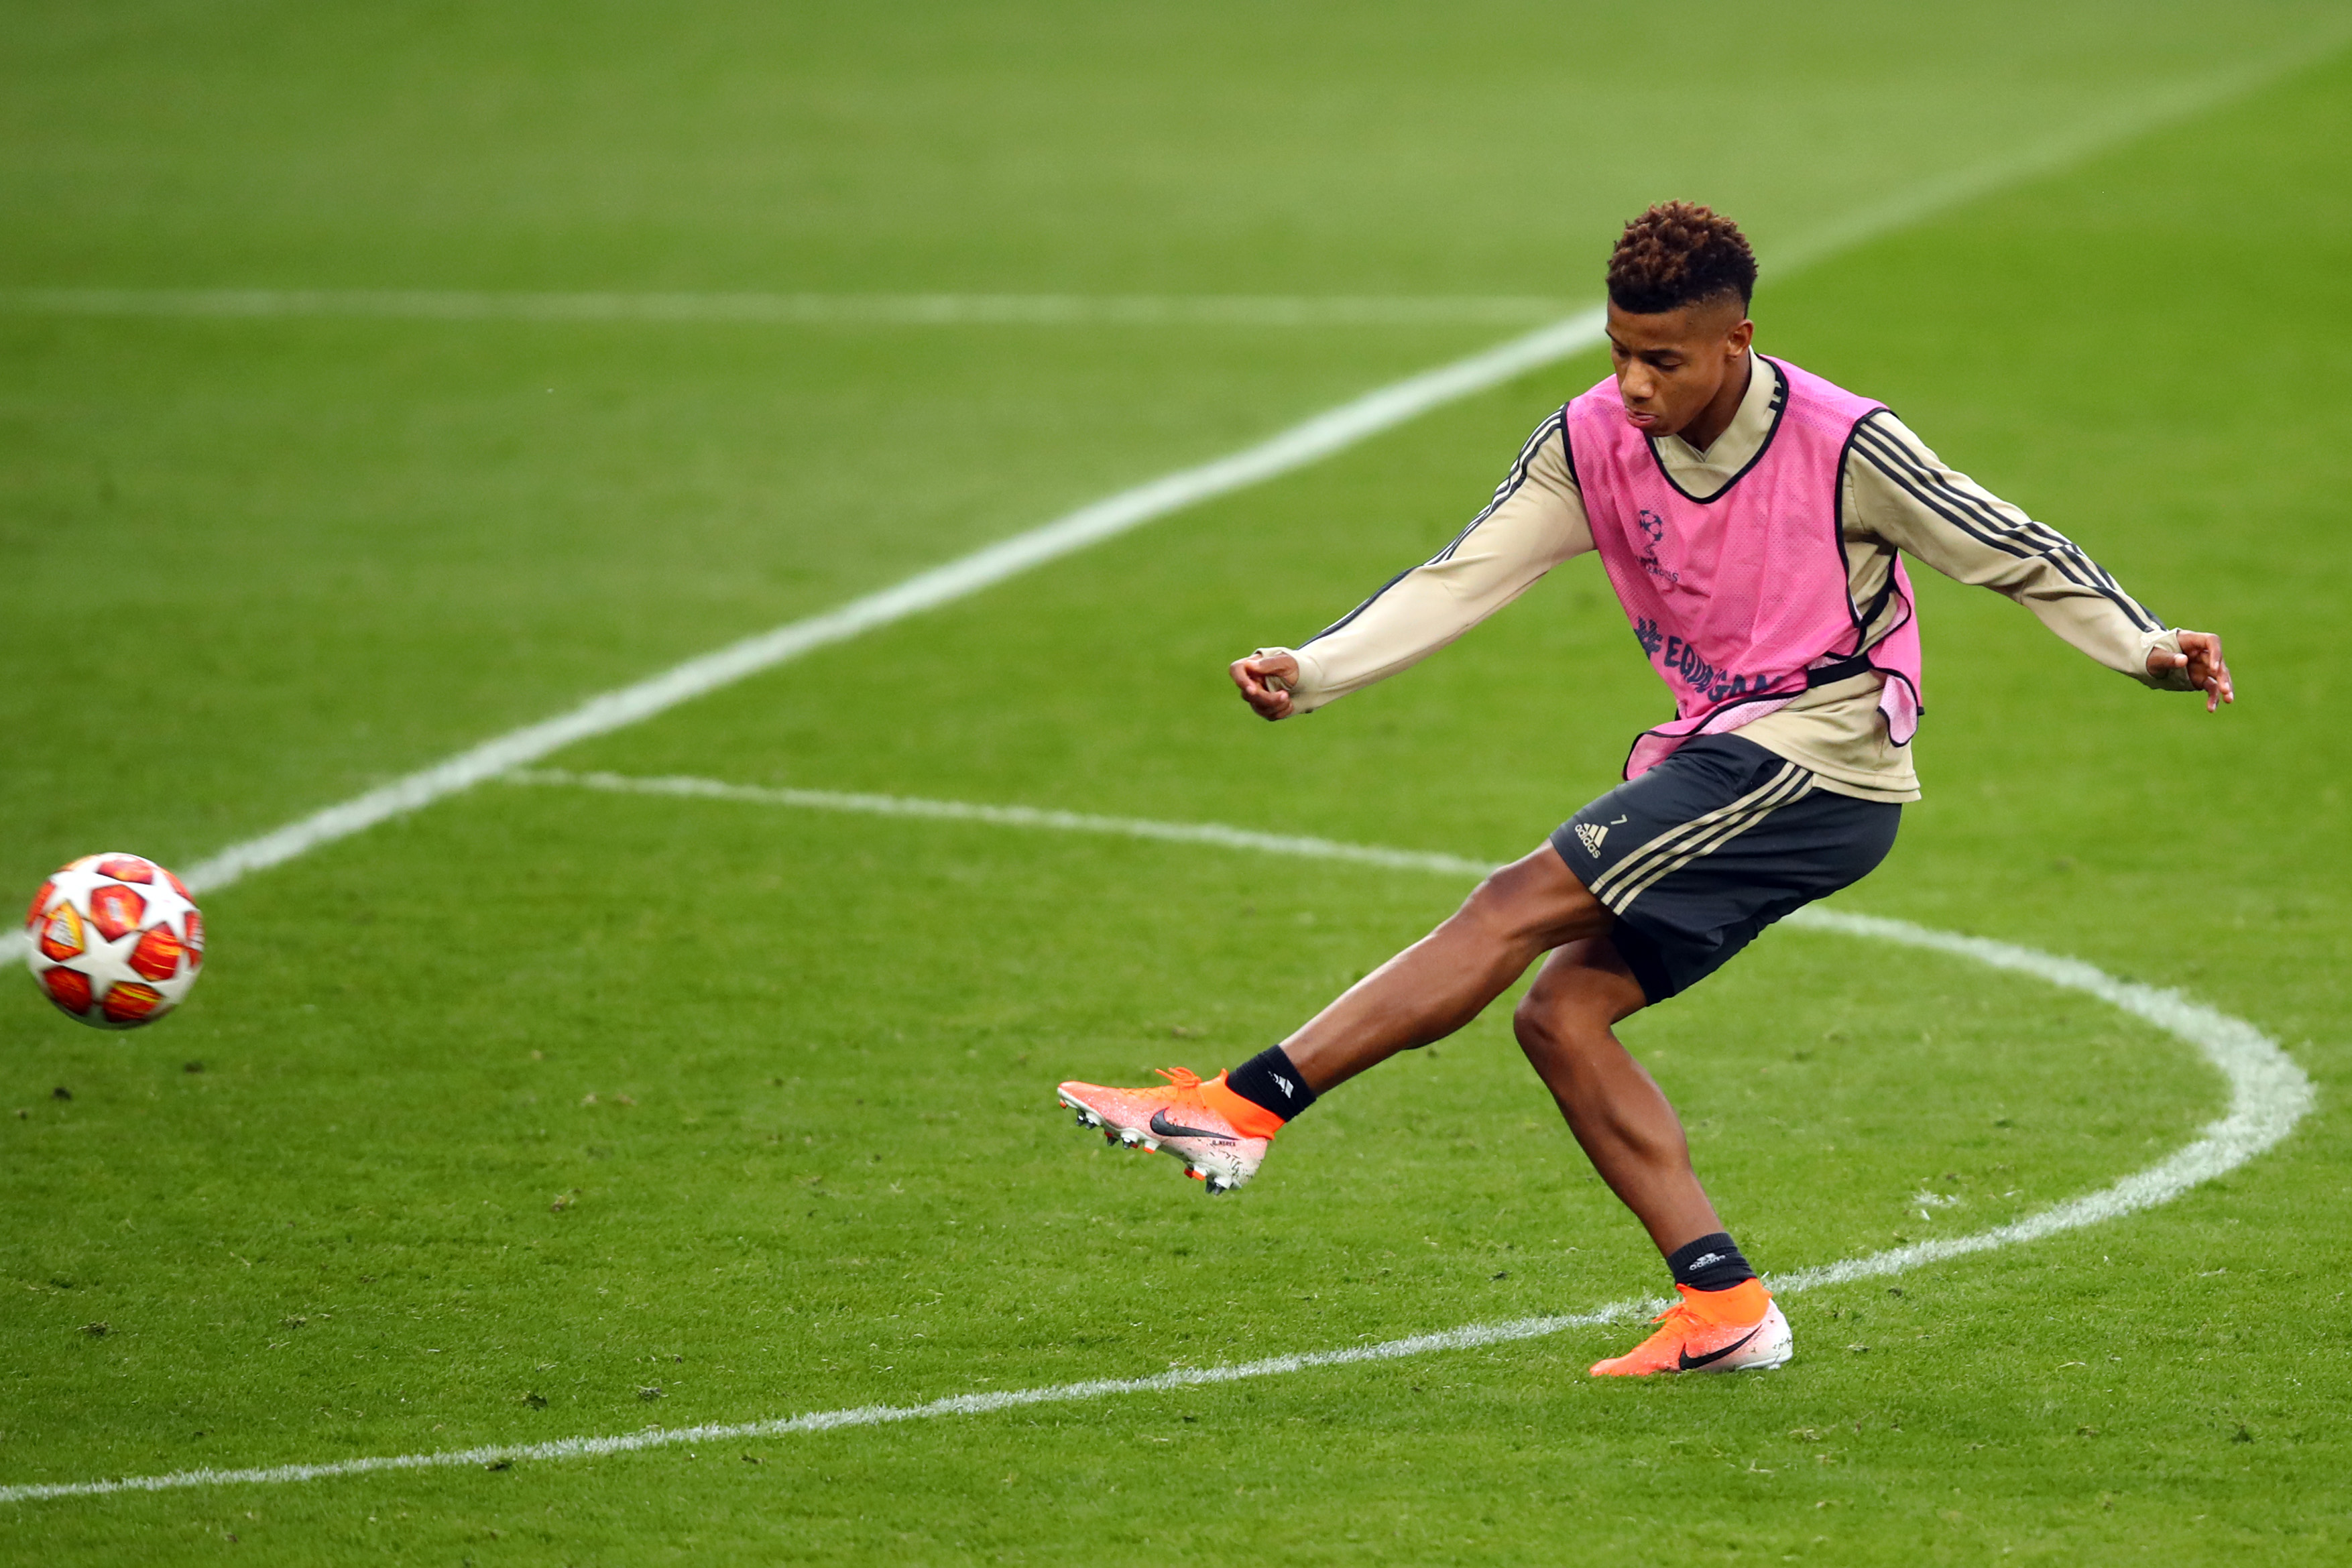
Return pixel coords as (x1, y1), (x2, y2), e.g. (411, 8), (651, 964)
(1606, 202), (1757, 314)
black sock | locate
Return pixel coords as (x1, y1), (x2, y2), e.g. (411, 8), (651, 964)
(1666, 1231), (1756, 1293)
(1222, 1046), (1317, 1122)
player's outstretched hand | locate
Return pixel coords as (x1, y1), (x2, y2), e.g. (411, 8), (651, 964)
(1231, 651), (1299, 721)
(2150, 630), (2233, 712)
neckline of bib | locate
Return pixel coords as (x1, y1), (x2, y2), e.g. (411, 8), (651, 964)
(1644, 355), (1790, 506)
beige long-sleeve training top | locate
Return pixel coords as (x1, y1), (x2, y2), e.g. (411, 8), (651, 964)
(1262, 354), (2188, 802)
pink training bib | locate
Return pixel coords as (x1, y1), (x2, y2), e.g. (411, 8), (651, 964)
(1564, 355), (1923, 779)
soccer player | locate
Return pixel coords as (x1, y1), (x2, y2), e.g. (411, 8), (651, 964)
(1055, 202), (2233, 1376)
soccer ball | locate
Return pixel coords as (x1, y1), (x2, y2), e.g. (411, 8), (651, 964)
(24, 853), (205, 1029)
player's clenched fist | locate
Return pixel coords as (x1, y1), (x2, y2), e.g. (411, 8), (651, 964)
(2146, 629), (2234, 713)
(1230, 651), (1299, 720)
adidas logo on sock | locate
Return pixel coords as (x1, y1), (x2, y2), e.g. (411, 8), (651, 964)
(1574, 821), (1609, 856)
(1271, 1073), (1296, 1099)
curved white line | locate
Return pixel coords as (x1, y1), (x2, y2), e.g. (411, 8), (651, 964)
(0, 782), (2310, 1506)
(1771, 907), (2312, 1290)
(508, 769), (1498, 878)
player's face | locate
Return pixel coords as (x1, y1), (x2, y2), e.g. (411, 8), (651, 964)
(1604, 298), (1754, 438)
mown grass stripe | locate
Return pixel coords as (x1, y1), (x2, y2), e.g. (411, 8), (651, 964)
(0, 290), (1581, 327)
(4, 34), (2334, 969)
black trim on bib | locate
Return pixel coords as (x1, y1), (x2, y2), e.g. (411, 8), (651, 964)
(1644, 357), (1790, 505)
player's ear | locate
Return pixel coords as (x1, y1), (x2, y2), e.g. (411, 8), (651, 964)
(1726, 315), (1755, 355)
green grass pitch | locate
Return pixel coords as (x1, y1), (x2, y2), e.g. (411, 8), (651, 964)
(4, 3), (2351, 1561)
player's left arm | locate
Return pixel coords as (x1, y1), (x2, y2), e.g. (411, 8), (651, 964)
(1844, 412), (2233, 712)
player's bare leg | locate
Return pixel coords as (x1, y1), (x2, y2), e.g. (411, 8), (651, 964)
(1510, 939), (1720, 1254)
(1275, 845), (1610, 1092)
(1061, 845), (1692, 1208)
(1057, 844), (1602, 1191)
(1505, 937), (1785, 1374)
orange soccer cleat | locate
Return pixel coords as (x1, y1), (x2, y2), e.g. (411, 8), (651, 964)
(1055, 1067), (1278, 1195)
(1589, 1279), (1793, 1377)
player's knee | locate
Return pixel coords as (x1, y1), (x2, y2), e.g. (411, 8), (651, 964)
(1515, 955), (1627, 1063)
(1513, 987), (1597, 1065)
(1511, 991), (1558, 1057)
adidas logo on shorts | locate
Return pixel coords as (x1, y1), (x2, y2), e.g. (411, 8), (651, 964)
(1574, 821), (1609, 857)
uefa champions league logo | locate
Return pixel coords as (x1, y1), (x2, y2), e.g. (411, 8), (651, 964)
(1635, 508), (1678, 584)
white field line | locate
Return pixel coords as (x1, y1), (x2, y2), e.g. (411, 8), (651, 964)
(506, 769), (1497, 878)
(0, 776), (2310, 1507)
(0, 1304), (1649, 1506)
(7, 32), (2338, 968)
(1768, 908), (2316, 1292)
(1765, 29), (2352, 278)
(0, 290), (1575, 328)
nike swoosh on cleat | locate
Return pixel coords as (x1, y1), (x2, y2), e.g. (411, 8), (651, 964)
(1677, 1323), (1765, 1370)
(1147, 1110), (1233, 1142)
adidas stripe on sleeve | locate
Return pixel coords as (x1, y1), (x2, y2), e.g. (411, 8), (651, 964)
(1844, 412), (2182, 682)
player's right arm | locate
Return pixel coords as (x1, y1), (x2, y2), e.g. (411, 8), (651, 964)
(1232, 412), (1594, 721)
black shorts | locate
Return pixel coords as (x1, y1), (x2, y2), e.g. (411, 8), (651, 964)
(1549, 735), (1901, 1004)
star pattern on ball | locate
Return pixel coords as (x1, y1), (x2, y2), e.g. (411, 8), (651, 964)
(23, 852), (204, 1029)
